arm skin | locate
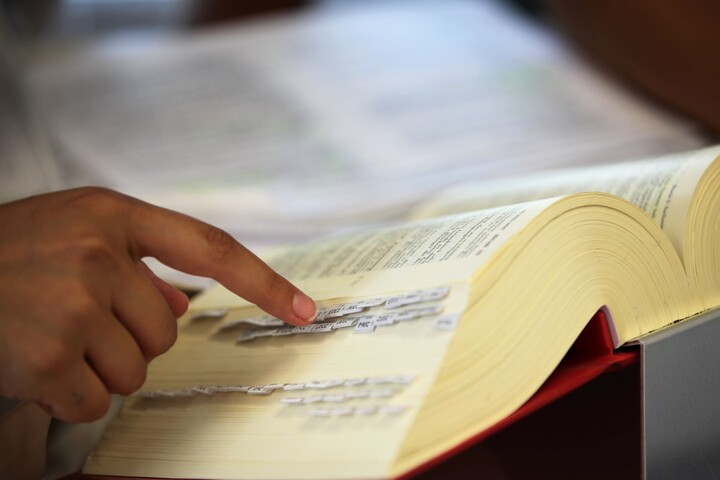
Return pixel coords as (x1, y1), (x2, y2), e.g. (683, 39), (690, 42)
(546, 0), (720, 135)
(0, 187), (317, 423)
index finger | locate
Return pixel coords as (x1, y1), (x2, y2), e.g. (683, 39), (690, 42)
(125, 199), (317, 326)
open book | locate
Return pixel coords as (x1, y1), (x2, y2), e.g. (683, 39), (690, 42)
(83, 145), (720, 479)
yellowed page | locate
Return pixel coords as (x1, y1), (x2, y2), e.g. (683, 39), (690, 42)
(85, 192), (700, 478)
(84, 284), (471, 479)
(394, 194), (698, 475)
(412, 146), (720, 262)
(86, 198), (562, 478)
(191, 198), (556, 312)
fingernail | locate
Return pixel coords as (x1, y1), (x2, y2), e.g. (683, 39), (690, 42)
(293, 292), (317, 323)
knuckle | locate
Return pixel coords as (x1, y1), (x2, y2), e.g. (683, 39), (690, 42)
(142, 320), (177, 360)
(62, 293), (100, 329)
(80, 391), (111, 422)
(204, 226), (238, 263)
(25, 340), (74, 378)
(67, 186), (127, 211)
(164, 322), (178, 351)
(126, 365), (147, 393)
(112, 364), (147, 395)
(59, 187), (133, 233)
(66, 234), (118, 270)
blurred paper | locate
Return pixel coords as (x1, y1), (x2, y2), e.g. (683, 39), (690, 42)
(21, 0), (706, 249)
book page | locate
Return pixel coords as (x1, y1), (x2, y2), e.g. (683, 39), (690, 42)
(191, 197), (556, 312)
(412, 146), (720, 260)
(85, 280), (471, 479)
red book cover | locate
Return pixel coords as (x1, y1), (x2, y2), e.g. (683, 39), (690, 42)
(405, 310), (641, 479)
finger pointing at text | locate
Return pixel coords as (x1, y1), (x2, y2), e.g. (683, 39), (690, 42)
(0, 187), (316, 422)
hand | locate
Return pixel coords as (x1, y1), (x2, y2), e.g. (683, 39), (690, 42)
(0, 187), (316, 422)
